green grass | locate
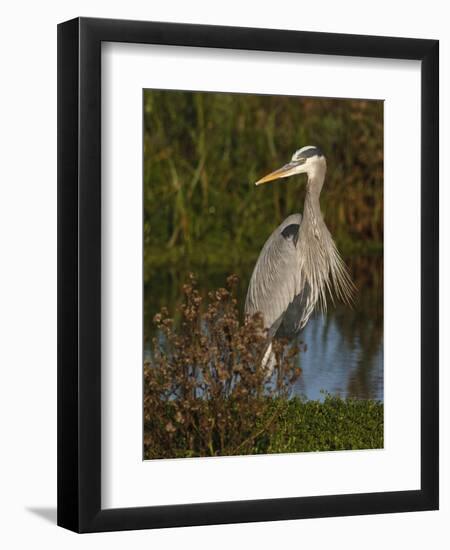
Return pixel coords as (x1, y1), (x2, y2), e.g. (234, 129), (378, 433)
(254, 396), (384, 455)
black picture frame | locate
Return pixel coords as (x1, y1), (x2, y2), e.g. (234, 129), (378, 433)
(57, 16), (439, 533)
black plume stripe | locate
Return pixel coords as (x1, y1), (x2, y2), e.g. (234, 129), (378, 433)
(302, 146), (323, 159)
(281, 223), (300, 246)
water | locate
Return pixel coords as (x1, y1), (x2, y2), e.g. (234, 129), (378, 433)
(144, 255), (383, 402)
(293, 304), (383, 401)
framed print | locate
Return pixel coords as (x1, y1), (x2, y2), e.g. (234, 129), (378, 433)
(57, 17), (439, 532)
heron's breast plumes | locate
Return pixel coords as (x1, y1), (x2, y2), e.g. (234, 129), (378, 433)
(297, 222), (356, 318)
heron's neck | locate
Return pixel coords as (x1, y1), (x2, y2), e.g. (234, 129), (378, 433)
(303, 171), (325, 228)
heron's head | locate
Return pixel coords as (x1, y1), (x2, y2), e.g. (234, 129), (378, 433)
(255, 146), (326, 186)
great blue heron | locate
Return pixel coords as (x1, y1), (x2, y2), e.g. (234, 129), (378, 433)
(245, 145), (355, 368)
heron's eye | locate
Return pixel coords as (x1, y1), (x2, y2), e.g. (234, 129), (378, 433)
(291, 155), (306, 164)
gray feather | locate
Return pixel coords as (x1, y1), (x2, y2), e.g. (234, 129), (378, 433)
(245, 213), (305, 337)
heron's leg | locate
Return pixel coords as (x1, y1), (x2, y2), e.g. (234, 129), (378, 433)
(261, 342), (276, 375)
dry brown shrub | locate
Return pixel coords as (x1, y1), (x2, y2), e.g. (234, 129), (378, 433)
(144, 274), (301, 459)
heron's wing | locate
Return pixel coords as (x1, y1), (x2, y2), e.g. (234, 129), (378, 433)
(275, 288), (311, 339)
(245, 213), (307, 337)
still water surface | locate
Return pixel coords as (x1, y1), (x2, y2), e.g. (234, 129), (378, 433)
(144, 255), (383, 402)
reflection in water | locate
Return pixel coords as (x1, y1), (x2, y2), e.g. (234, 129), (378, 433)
(144, 255), (383, 402)
(294, 306), (383, 401)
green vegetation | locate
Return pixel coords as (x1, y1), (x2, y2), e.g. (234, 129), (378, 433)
(144, 90), (383, 277)
(257, 395), (383, 455)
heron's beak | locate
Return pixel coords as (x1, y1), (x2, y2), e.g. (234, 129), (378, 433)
(255, 162), (300, 186)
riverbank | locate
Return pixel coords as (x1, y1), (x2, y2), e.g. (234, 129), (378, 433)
(144, 240), (383, 274)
